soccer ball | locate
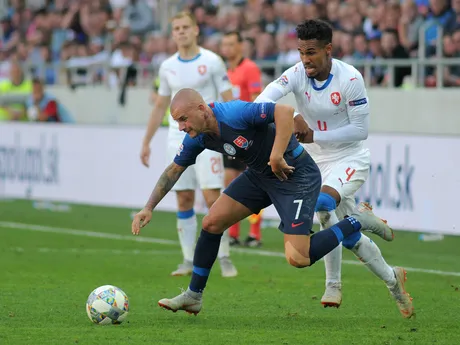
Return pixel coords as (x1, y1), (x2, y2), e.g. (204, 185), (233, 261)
(86, 285), (129, 325)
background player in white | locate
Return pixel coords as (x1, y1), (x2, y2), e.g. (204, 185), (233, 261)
(255, 19), (414, 318)
(140, 11), (237, 278)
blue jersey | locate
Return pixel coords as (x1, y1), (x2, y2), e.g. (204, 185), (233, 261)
(174, 100), (301, 174)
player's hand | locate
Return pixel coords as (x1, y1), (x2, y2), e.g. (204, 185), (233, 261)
(294, 115), (312, 143)
(132, 208), (152, 235)
(140, 144), (151, 167)
(268, 156), (295, 181)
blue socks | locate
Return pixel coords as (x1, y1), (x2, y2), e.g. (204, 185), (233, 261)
(189, 230), (222, 293)
(309, 217), (361, 265)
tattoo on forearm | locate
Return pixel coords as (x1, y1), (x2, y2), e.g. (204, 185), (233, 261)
(145, 163), (184, 211)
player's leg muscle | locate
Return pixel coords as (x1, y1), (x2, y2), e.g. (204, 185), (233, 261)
(284, 234), (311, 268)
(201, 188), (221, 209)
(202, 194), (253, 234)
(176, 190), (195, 211)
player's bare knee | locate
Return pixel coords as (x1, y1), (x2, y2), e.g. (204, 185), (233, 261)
(315, 192), (337, 227)
(285, 252), (311, 268)
(202, 214), (225, 234)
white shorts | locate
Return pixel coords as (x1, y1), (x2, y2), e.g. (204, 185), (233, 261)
(315, 149), (370, 218)
(167, 136), (224, 191)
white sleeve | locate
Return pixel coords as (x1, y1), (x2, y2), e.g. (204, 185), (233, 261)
(157, 63), (171, 97)
(262, 65), (299, 97)
(253, 84), (285, 103)
(254, 65), (301, 117)
(211, 55), (232, 94)
(313, 73), (369, 143)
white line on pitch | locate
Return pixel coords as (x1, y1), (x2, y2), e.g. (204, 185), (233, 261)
(9, 247), (178, 255)
(1, 221), (460, 277)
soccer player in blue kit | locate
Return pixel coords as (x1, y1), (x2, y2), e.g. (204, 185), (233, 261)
(131, 88), (393, 315)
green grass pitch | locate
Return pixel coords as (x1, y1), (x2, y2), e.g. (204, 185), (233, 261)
(1, 200), (460, 345)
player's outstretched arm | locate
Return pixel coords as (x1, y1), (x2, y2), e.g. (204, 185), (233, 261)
(132, 162), (186, 235)
(269, 104), (296, 181)
(140, 94), (171, 167)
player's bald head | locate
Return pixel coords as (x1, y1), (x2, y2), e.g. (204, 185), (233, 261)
(170, 88), (204, 114)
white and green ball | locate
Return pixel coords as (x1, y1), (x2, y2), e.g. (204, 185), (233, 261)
(86, 285), (129, 325)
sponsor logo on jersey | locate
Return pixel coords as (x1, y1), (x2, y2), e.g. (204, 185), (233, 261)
(223, 143), (236, 155)
(233, 135), (249, 149)
(177, 144), (184, 156)
(348, 98), (368, 106)
(330, 92), (341, 106)
(275, 75), (289, 87)
(198, 65), (207, 75)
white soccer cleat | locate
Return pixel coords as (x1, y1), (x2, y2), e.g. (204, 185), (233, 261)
(321, 282), (342, 308)
(158, 290), (202, 315)
(219, 257), (238, 278)
(350, 202), (394, 242)
(170, 260), (193, 276)
(389, 267), (415, 319)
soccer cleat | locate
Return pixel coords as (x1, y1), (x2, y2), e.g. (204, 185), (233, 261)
(229, 236), (241, 246)
(219, 257), (238, 277)
(244, 235), (262, 248)
(389, 267), (415, 319)
(350, 202), (394, 242)
(321, 282), (342, 308)
(158, 290), (202, 315)
(170, 260), (193, 276)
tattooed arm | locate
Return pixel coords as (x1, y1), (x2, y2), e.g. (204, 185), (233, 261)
(145, 162), (187, 211)
(132, 162), (187, 235)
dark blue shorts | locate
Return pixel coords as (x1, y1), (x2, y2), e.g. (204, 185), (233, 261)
(223, 148), (322, 235)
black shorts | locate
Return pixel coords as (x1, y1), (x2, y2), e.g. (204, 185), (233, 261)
(223, 150), (321, 235)
(223, 155), (247, 171)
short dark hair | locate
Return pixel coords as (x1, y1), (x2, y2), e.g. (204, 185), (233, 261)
(295, 19), (333, 45)
(223, 31), (243, 42)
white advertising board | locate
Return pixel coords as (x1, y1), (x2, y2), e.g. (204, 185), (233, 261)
(1, 123), (459, 235)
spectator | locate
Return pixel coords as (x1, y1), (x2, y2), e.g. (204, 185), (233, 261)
(381, 29), (411, 87)
(443, 30), (460, 86)
(123, 0), (156, 36)
(423, 0), (454, 56)
(259, 0), (280, 35)
(0, 61), (32, 121)
(399, 0), (425, 56)
(26, 78), (74, 122)
(446, 0), (460, 33)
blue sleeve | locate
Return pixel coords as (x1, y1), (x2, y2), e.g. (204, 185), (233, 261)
(173, 134), (205, 167)
(240, 102), (276, 127)
(219, 101), (276, 129)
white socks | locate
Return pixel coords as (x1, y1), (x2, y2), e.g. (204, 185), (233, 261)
(177, 214), (198, 262)
(177, 213), (231, 262)
(319, 207), (396, 289)
(217, 230), (230, 259)
(317, 209), (342, 286)
(350, 234), (396, 287)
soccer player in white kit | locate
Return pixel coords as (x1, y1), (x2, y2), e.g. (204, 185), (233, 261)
(255, 19), (414, 318)
(140, 11), (237, 278)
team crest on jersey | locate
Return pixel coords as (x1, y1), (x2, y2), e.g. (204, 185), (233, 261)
(198, 65), (207, 75)
(233, 136), (249, 149)
(330, 92), (341, 106)
(305, 91), (311, 102)
(223, 143), (236, 156)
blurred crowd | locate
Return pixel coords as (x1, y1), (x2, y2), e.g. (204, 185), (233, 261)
(1, 0), (460, 89)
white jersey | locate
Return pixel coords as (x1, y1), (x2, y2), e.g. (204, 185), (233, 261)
(157, 47), (232, 138)
(267, 59), (370, 163)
